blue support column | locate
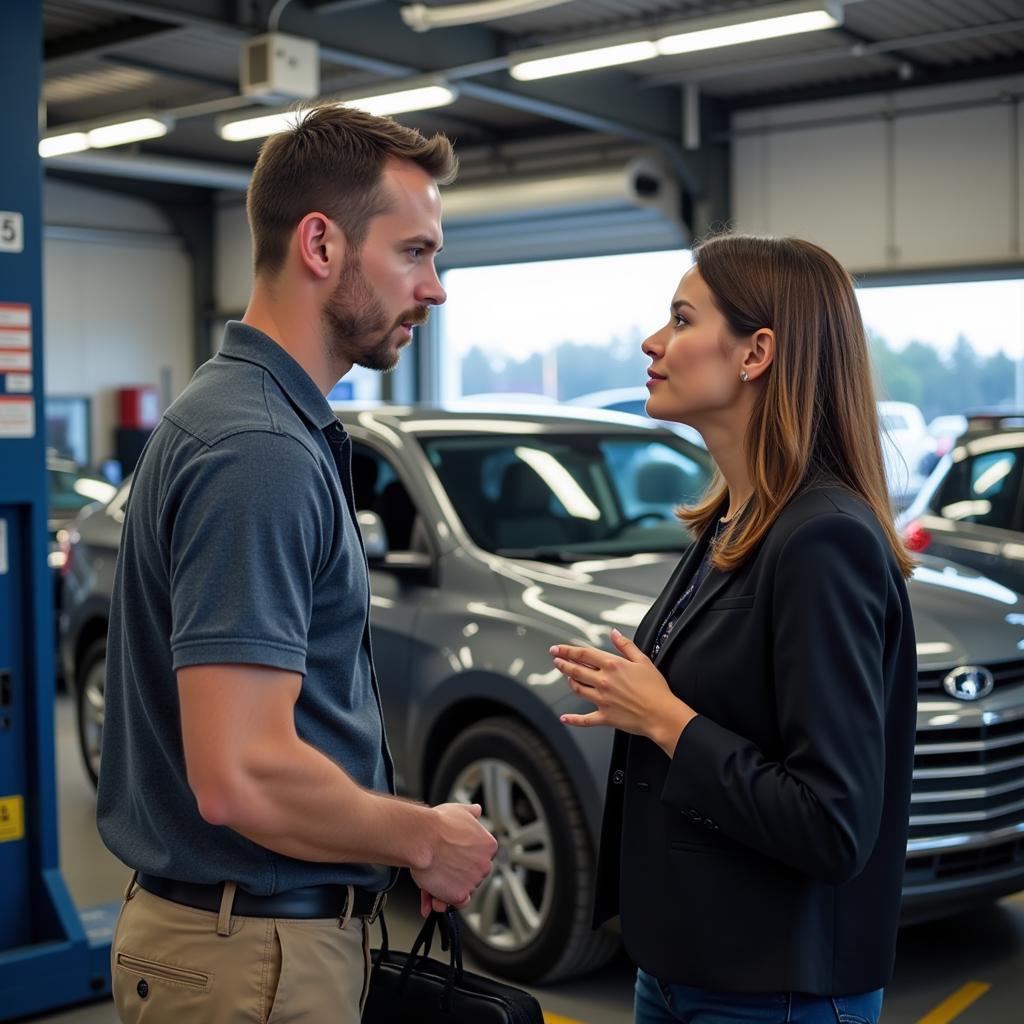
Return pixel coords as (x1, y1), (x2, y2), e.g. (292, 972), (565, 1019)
(0, 1), (115, 1017)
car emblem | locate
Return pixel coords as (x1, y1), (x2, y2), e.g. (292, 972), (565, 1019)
(942, 666), (995, 701)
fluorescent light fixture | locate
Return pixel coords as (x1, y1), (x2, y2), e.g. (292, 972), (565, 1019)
(39, 132), (90, 158)
(219, 83), (457, 142)
(342, 84), (457, 116)
(508, 1), (842, 81)
(87, 117), (169, 149)
(511, 41), (658, 81)
(218, 109), (306, 142)
(657, 8), (840, 55)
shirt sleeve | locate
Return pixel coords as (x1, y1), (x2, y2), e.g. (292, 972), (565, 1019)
(661, 511), (891, 885)
(166, 430), (331, 674)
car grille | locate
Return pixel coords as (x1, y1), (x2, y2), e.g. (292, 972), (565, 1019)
(909, 713), (1024, 846)
(917, 659), (1024, 695)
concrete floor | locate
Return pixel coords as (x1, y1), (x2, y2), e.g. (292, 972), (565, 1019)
(13, 694), (1024, 1023)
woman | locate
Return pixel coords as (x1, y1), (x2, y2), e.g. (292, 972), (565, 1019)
(550, 234), (916, 1024)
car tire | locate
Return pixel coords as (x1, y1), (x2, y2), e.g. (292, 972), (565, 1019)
(76, 638), (106, 789)
(429, 715), (618, 983)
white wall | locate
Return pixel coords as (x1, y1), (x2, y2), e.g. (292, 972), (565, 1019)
(731, 74), (1024, 274)
(43, 180), (193, 463)
(215, 195), (252, 316)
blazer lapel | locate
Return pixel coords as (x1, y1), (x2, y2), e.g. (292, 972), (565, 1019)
(652, 564), (733, 668)
(635, 517), (719, 655)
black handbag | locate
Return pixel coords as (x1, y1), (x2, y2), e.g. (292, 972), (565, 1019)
(363, 908), (545, 1023)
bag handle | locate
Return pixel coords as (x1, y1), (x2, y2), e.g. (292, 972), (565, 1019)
(388, 908), (463, 1011)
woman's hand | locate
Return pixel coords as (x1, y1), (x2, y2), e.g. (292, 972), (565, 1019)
(551, 629), (697, 756)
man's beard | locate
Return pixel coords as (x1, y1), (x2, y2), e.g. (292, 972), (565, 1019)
(324, 255), (428, 372)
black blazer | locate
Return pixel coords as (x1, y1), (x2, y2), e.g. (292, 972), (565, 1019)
(593, 484), (917, 996)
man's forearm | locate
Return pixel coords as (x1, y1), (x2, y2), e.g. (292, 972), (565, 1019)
(194, 733), (438, 869)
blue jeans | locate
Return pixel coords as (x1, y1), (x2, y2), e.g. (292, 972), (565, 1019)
(634, 968), (884, 1024)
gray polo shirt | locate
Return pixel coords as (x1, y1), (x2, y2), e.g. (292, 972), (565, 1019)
(97, 321), (395, 894)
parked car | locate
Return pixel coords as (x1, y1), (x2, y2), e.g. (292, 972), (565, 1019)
(917, 414), (969, 478)
(900, 413), (1024, 593)
(46, 454), (117, 673)
(568, 386), (706, 447)
(62, 407), (1024, 984)
(878, 400), (932, 511)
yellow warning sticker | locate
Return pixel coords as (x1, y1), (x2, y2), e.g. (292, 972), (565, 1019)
(0, 795), (25, 842)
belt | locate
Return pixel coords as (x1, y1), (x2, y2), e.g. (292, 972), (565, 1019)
(136, 873), (387, 921)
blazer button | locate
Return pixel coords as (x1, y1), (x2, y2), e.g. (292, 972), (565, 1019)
(688, 808), (702, 821)
(704, 818), (718, 830)
(635, 781), (650, 791)
(612, 769), (625, 785)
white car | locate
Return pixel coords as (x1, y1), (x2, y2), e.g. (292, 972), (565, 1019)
(878, 400), (931, 510)
(569, 386), (705, 447)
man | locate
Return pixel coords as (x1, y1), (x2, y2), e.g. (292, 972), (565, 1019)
(98, 105), (497, 1023)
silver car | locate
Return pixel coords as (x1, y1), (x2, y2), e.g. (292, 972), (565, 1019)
(61, 406), (1024, 983)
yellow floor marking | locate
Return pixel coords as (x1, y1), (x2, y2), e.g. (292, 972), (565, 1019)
(915, 981), (991, 1024)
(544, 1015), (587, 1024)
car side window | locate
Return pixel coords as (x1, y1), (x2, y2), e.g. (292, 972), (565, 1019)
(935, 448), (1023, 529)
(350, 442), (420, 551)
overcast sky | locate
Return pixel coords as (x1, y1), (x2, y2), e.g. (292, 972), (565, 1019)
(442, 252), (1024, 362)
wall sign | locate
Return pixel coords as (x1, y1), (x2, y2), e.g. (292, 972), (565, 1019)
(0, 212), (24, 253)
(0, 396), (33, 437)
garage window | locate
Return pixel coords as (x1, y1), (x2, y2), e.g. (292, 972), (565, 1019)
(439, 250), (690, 402)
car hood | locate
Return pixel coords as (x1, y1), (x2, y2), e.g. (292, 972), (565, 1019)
(502, 550), (1024, 668)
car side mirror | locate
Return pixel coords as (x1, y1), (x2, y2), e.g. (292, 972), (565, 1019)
(357, 510), (389, 562)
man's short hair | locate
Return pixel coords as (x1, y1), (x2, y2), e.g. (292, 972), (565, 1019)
(247, 104), (457, 276)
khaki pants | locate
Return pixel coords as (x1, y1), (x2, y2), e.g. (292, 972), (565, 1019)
(111, 874), (371, 1023)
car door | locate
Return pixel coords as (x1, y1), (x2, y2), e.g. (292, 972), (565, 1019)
(927, 442), (1024, 592)
(350, 438), (438, 792)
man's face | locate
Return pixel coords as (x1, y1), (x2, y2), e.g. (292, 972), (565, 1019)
(324, 158), (446, 372)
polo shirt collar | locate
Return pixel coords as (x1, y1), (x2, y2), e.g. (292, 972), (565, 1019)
(219, 321), (337, 431)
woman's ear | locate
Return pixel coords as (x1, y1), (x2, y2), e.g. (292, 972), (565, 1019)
(742, 327), (775, 382)
(294, 212), (344, 281)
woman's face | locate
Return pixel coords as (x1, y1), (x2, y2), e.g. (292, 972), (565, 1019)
(642, 267), (744, 427)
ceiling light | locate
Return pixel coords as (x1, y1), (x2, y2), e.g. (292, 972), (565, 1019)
(218, 83), (458, 142)
(218, 109), (305, 142)
(87, 117), (169, 149)
(39, 132), (90, 158)
(657, 8), (840, 55)
(508, 0), (842, 81)
(342, 84), (457, 116)
(510, 41), (658, 81)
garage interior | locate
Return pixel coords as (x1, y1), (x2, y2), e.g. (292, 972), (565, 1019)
(5, 0), (1024, 1021)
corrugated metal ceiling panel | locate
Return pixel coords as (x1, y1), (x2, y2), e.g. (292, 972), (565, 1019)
(44, 65), (157, 104)
(44, 0), (127, 39)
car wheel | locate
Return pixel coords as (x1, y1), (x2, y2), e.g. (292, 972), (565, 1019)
(429, 715), (618, 983)
(76, 638), (105, 788)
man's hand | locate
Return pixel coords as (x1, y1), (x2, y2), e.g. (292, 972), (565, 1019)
(411, 802), (498, 917)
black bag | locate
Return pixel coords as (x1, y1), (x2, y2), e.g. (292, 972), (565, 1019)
(363, 908), (545, 1023)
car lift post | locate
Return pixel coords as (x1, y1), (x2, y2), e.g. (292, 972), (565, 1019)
(0, 1), (115, 1016)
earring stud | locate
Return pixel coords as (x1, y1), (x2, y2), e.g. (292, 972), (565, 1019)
(740, 371), (750, 382)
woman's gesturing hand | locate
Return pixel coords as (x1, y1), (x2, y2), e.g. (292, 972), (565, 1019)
(551, 628), (697, 756)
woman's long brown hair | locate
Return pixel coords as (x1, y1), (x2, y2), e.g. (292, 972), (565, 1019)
(677, 234), (915, 579)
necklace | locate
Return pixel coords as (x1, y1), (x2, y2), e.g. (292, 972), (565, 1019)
(651, 517), (727, 658)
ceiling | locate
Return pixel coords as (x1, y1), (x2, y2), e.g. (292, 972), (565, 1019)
(38, 0), (1024, 213)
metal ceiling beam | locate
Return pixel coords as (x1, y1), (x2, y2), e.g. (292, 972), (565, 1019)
(728, 53), (1024, 110)
(44, 17), (182, 69)
(60, 0), (247, 33)
(103, 53), (238, 90)
(642, 16), (1024, 88)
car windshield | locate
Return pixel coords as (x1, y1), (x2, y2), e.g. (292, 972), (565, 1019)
(49, 465), (117, 511)
(421, 432), (713, 559)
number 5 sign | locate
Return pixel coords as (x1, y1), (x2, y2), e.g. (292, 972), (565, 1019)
(0, 211), (24, 253)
